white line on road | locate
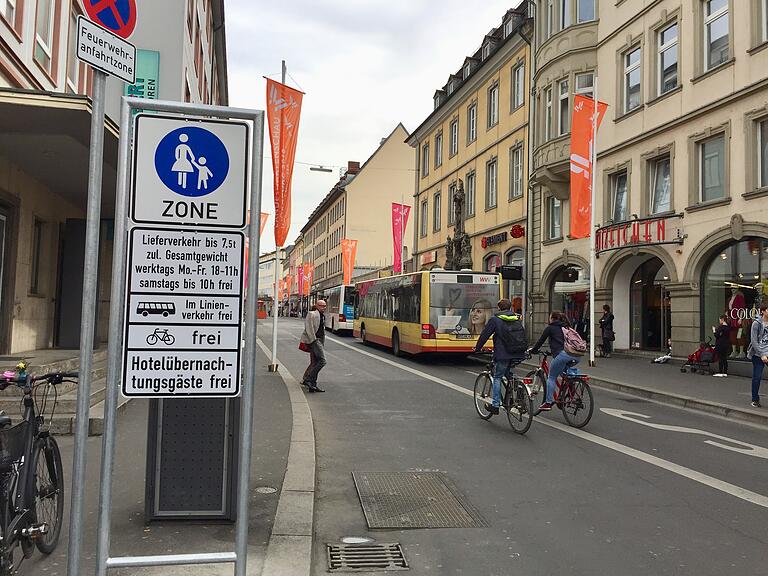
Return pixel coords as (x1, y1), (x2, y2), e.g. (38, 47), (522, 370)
(465, 370), (481, 376)
(325, 335), (768, 509)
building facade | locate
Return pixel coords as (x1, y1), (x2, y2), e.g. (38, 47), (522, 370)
(0, 0), (227, 353)
(531, 0), (768, 367)
(407, 6), (532, 314)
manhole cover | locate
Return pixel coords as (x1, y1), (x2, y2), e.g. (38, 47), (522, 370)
(255, 486), (277, 494)
(352, 471), (487, 529)
(327, 543), (408, 572)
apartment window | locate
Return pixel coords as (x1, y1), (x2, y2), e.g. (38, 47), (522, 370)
(35, 0), (56, 73)
(447, 81), (455, 95)
(650, 156), (672, 214)
(560, 0), (572, 29)
(704, 0), (729, 70)
(422, 143), (430, 176)
(464, 63), (471, 79)
(433, 192), (441, 232)
(658, 23), (678, 95)
(760, 118), (768, 188)
(558, 79), (569, 135)
(699, 135), (726, 201)
(30, 219), (43, 295)
(575, 72), (594, 99)
(466, 172), (476, 217)
(468, 103), (477, 142)
(435, 132), (443, 168)
(420, 199), (428, 237)
(448, 183), (457, 225)
(577, 0), (595, 23)
(486, 158), (498, 209)
(1, 0), (16, 25)
(488, 83), (499, 127)
(623, 46), (642, 113)
(611, 171), (629, 221)
(544, 87), (553, 141)
(504, 19), (513, 37)
(483, 43), (491, 59)
(513, 64), (525, 109)
(450, 119), (459, 157)
(67, 10), (80, 93)
(434, 94), (441, 109)
(510, 146), (523, 200)
(546, 0), (554, 38)
(547, 197), (562, 239)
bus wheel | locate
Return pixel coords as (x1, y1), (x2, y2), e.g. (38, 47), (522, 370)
(392, 330), (402, 357)
(361, 325), (369, 346)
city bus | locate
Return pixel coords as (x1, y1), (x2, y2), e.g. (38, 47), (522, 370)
(353, 270), (501, 355)
(325, 284), (357, 333)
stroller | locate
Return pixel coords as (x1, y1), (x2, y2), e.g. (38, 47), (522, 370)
(680, 339), (718, 374)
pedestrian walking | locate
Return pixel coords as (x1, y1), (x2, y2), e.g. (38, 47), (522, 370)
(746, 305), (768, 408)
(713, 315), (731, 377)
(599, 305), (615, 358)
(301, 300), (327, 393)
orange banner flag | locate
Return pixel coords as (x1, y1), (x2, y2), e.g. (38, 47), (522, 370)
(266, 78), (304, 248)
(302, 263), (314, 295)
(341, 239), (358, 286)
(569, 95), (608, 239)
(260, 212), (269, 236)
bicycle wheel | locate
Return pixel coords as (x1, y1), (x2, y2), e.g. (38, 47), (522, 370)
(560, 378), (594, 429)
(505, 381), (533, 434)
(0, 475), (14, 574)
(525, 369), (547, 415)
(165, 334), (175, 345)
(32, 437), (64, 554)
(473, 372), (494, 420)
(146, 334), (158, 346)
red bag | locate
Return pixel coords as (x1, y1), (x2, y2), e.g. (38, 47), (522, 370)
(298, 342), (311, 353)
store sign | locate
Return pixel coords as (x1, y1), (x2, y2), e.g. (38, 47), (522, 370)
(510, 224), (525, 239)
(596, 215), (684, 255)
(125, 49), (159, 99)
(481, 232), (508, 249)
(420, 250), (437, 266)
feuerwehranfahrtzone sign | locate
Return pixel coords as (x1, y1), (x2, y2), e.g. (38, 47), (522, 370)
(131, 114), (249, 228)
(76, 16), (136, 84)
(122, 227), (244, 397)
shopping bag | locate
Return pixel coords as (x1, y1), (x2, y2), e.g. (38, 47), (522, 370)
(298, 342), (311, 353)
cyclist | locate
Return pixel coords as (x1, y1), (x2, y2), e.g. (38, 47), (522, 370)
(473, 298), (528, 414)
(528, 310), (580, 411)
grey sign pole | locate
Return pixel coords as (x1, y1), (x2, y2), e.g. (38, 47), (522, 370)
(95, 96), (264, 575)
(67, 68), (107, 576)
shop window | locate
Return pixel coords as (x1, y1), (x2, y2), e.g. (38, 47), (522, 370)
(484, 253), (501, 273)
(702, 238), (768, 359)
(550, 266), (589, 338)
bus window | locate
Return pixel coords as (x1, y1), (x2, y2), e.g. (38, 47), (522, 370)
(430, 275), (499, 336)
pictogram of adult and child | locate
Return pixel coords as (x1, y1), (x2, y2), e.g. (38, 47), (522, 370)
(171, 133), (213, 191)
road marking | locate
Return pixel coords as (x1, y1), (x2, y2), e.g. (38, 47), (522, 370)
(465, 370), (481, 376)
(325, 335), (768, 509)
(601, 408), (768, 460)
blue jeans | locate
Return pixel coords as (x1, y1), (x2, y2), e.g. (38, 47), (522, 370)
(751, 355), (765, 402)
(547, 351), (580, 404)
(492, 359), (515, 407)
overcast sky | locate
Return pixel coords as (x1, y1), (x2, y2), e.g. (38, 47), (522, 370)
(225, 0), (525, 255)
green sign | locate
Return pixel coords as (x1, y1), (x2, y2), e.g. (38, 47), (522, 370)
(124, 50), (159, 101)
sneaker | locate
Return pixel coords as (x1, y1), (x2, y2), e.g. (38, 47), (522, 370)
(309, 385), (325, 393)
(713, 373), (724, 377)
(751, 400), (762, 408)
(488, 405), (499, 415)
(539, 402), (554, 411)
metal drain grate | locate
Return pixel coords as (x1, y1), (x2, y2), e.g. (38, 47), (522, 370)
(327, 543), (408, 572)
(352, 471), (487, 529)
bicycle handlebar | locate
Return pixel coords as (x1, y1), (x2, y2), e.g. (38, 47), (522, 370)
(0, 370), (79, 390)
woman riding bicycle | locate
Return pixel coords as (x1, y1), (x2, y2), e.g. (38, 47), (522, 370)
(528, 311), (580, 411)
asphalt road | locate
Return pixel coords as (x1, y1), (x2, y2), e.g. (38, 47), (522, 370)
(272, 318), (768, 576)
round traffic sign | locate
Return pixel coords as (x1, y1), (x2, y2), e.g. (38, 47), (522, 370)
(154, 127), (230, 198)
(84, 0), (137, 39)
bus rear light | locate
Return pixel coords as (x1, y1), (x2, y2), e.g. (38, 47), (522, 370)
(421, 324), (436, 339)
(522, 377), (533, 385)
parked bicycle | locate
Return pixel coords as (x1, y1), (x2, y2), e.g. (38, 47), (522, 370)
(0, 362), (77, 574)
(473, 353), (534, 434)
(526, 351), (594, 428)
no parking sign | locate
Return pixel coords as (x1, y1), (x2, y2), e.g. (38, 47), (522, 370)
(84, 0), (137, 39)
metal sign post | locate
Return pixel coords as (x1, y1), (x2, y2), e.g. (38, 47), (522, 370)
(95, 97), (264, 576)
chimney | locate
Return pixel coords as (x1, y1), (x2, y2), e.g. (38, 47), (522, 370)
(347, 161), (361, 174)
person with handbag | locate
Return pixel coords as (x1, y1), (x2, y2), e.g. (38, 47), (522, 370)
(300, 300), (327, 393)
(599, 304), (615, 358)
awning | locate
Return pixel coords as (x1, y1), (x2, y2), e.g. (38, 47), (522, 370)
(554, 280), (590, 294)
(0, 88), (120, 214)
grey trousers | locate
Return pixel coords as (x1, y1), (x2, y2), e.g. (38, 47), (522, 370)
(302, 340), (327, 386)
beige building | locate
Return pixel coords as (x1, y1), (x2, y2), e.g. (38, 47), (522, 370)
(297, 124), (415, 295)
(407, 6), (532, 313)
(531, 0), (768, 367)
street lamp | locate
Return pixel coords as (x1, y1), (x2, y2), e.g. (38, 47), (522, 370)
(309, 165), (333, 172)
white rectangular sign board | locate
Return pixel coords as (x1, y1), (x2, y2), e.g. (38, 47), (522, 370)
(76, 16), (136, 84)
(131, 114), (249, 228)
(122, 227), (244, 397)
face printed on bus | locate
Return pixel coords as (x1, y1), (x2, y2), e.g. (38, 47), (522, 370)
(469, 299), (493, 334)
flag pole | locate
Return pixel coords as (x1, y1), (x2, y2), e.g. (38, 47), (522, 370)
(589, 77), (598, 367)
(269, 60), (286, 372)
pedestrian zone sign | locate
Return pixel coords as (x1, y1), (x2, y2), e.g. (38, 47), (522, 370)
(131, 115), (249, 228)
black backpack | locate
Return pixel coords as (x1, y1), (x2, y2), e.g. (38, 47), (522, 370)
(498, 315), (528, 353)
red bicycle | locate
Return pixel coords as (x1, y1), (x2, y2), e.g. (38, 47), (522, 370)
(525, 351), (594, 428)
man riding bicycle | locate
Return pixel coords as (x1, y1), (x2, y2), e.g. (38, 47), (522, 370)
(473, 299), (528, 414)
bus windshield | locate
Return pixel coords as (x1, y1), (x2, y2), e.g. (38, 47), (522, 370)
(429, 274), (500, 336)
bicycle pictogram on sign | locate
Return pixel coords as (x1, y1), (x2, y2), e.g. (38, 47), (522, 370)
(84, 0), (137, 39)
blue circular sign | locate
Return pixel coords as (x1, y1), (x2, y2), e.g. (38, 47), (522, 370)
(154, 127), (230, 197)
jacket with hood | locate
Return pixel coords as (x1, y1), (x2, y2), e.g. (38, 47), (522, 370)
(474, 312), (527, 361)
(530, 320), (569, 356)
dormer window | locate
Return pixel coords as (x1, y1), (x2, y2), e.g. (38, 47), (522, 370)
(447, 81), (455, 95)
(464, 63), (471, 79)
(434, 94), (441, 109)
(504, 19), (513, 37)
(483, 43), (491, 59)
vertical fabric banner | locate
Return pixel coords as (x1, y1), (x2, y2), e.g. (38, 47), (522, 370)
(297, 264), (304, 296)
(569, 95), (608, 239)
(302, 263), (314, 295)
(285, 274), (292, 298)
(260, 212), (269, 236)
(391, 203), (411, 274)
(341, 239), (358, 286)
(266, 79), (304, 247)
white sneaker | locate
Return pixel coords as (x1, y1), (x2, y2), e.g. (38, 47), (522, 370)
(713, 373), (724, 377)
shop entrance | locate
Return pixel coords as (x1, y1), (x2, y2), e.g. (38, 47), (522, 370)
(629, 258), (671, 351)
